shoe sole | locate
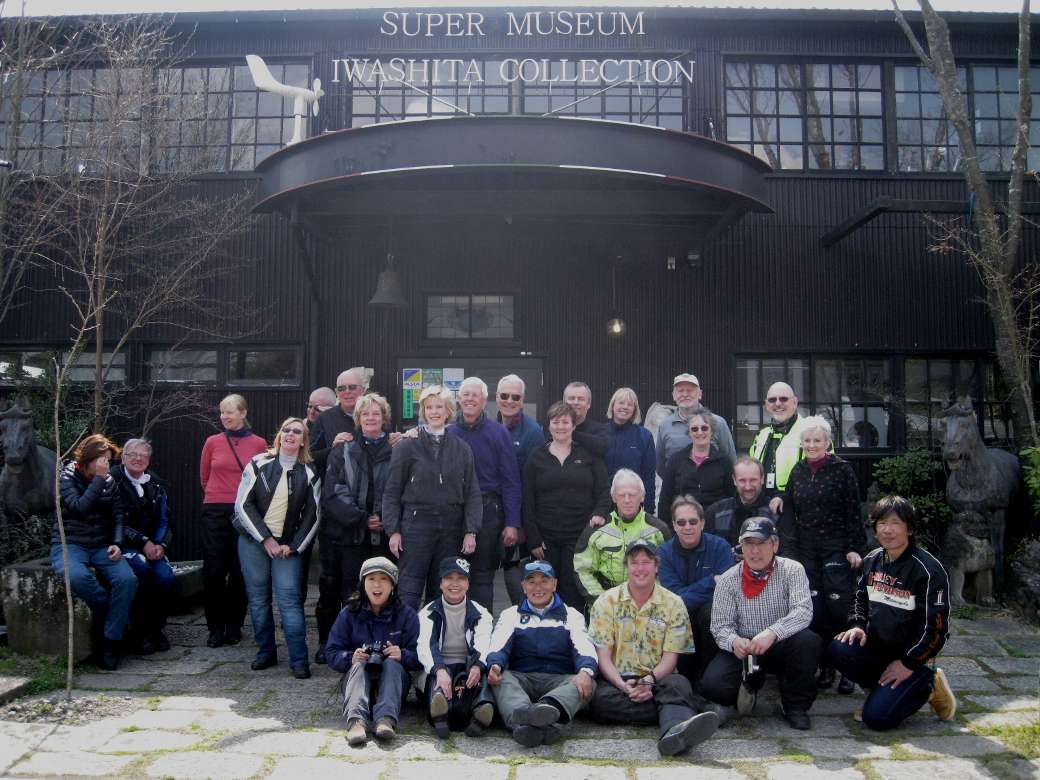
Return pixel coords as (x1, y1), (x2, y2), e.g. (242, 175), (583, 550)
(736, 684), (757, 716)
(542, 724), (563, 745)
(513, 702), (559, 728)
(658, 711), (719, 756)
(430, 691), (449, 720)
(512, 725), (543, 747)
(346, 733), (368, 746)
(930, 668), (957, 721)
(472, 702), (494, 728)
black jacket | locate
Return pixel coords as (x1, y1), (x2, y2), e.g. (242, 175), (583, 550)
(704, 492), (777, 548)
(787, 455), (866, 557)
(546, 416), (610, 458)
(321, 435), (393, 545)
(522, 441), (610, 550)
(56, 462), (123, 549)
(658, 445), (735, 523)
(309, 405), (356, 475)
(233, 453), (321, 552)
(849, 542), (950, 669)
(381, 429), (483, 535)
(111, 465), (172, 550)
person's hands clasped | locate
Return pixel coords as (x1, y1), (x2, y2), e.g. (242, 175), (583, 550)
(748, 629), (777, 655)
(263, 537), (281, 559)
(143, 540), (164, 561)
(624, 677), (654, 703)
(731, 636), (753, 659)
(367, 514), (384, 532)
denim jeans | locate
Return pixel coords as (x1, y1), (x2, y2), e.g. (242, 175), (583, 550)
(124, 551), (176, 635)
(237, 537), (308, 668)
(50, 543), (138, 641)
(342, 658), (410, 725)
(827, 638), (935, 731)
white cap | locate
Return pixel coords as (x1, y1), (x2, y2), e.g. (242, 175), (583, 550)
(673, 373), (700, 387)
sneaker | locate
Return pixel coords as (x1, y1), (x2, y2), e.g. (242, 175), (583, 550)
(345, 719), (368, 746)
(657, 711), (719, 756)
(374, 717), (396, 741)
(929, 668), (957, 721)
(736, 681), (757, 716)
(152, 631), (171, 653)
(291, 664), (311, 679)
(250, 654), (277, 671)
(781, 706), (811, 731)
(430, 689), (450, 720)
(465, 702), (494, 737)
(206, 630), (225, 648)
(511, 724), (543, 747)
(314, 647), (327, 665)
(513, 701), (560, 728)
(837, 674), (855, 695)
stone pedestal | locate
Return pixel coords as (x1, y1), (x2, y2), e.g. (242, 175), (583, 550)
(1, 557), (93, 661)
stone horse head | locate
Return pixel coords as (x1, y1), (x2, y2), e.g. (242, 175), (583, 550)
(940, 401), (985, 477)
(0, 397), (35, 468)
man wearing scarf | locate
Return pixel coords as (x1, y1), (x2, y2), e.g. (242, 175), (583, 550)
(702, 517), (820, 730)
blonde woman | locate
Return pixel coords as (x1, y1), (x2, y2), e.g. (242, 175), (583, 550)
(234, 417), (321, 678)
(198, 394), (268, 649)
(604, 387), (657, 509)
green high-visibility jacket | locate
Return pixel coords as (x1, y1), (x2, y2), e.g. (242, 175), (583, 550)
(574, 509), (667, 603)
(748, 414), (811, 492)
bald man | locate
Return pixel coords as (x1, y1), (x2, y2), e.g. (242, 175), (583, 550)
(747, 382), (809, 496)
(306, 387), (336, 427)
(310, 368), (368, 474)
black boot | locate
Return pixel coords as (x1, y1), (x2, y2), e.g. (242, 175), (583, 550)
(837, 674), (855, 694)
(816, 666), (836, 689)
(99, 639), (121, 671)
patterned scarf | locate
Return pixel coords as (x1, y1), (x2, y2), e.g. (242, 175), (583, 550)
(741, 560), (775, 599)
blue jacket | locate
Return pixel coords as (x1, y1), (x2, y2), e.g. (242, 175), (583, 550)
(325, 601), (421, 673)
(449, 412), (523, 527)
(498, 411), (544, 472)
(486, 594), (598, 676)
(605, 420), (657, 509)
(659, 532), (737, 615)
(417, 596), (493, 680)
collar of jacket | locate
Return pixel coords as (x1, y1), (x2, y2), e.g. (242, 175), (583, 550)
(519, 593), (567, 620)
(225, 426), (254, 439)
(456, 410), (487, 432)
(769, 415), (797, 436)
(610, 508), (646, 528)
(429, 596), (483, 626)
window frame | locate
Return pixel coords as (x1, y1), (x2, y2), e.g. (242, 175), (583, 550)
(421, 292), (521, 346)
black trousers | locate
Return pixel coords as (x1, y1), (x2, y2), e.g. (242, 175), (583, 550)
(589, 673), (706, 737)
(201, 503), (247, 635)
(470, 494), (503, 613)
(423, 663), (490, 730)
(684, 602), (720, 683)
(398, 510), (465, 610)
(541, 533), (582, 610)
(316, 535), (391, 645)
(701, 629), (822, 712)
(799, 547), (855, 648)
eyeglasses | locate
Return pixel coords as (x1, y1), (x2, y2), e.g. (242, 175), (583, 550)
(673, 518), (702, 527)
(124, 451), (150, 459)
(766, 396), (791, 404)
(499, 393), (522, 402)
(306, 403), (329, 411)
(337, 384), (362, 393)
(281, 427), (305, 435)
(688, 425), (710, 432)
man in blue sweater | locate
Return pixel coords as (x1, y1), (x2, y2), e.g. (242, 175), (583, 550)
(659, 495), (737, 682)
(449, 376), (523, 613)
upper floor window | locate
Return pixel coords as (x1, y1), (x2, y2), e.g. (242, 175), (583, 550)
(725, 61), (883, 171)
(425, 294), (516, 340)
(894, 65), (964, 173)
(904, 357), (1011, 447)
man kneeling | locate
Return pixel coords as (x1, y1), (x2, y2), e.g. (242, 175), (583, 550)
(486, 561), (598, 747)
(587, 540), (719, 756)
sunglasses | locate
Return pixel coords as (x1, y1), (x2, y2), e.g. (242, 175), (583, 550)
(337, 384), (362, 392)
(673, 518), (702, 527)
(499, 393), (522, 402)
(688, 425), (710, 432)
(306, 403), (329, 411)
(766, 396), (791, 404)
(281, 426), (305, 435)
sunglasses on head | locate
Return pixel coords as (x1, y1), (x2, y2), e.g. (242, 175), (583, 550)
(767, 396), (791, 404)
(499, 392), (522, 402)
(281, 426), (305, 435)
(689, 425), (710, 432)
(337, 383), (362, 392)
(673, 518), (702, 527)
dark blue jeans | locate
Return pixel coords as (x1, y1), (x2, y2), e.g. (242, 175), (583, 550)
(238, 537), (308, 668)
(50, 543), (138, 641)
(124, 551), (176, 635)
(827, 638), (934, 731)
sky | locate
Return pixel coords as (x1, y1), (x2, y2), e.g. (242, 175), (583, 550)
(10, 0), (1031, 19)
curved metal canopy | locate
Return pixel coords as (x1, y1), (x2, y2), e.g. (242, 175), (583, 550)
(253, 115), (772, 235)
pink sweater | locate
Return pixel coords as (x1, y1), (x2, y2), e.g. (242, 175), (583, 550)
(199, 431), (269, 504)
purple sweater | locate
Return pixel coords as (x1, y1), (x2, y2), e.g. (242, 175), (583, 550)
(449, 413), (522, 527)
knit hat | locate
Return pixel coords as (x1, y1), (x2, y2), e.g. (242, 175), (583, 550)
(359, 556), (399, 585)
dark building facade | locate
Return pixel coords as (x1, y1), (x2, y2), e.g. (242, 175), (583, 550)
(2, 5), (1037, 559)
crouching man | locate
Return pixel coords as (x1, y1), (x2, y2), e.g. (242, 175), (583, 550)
(702, 518), (821, 730)
(828, 496), (956, 730)
(486, 561), (598, 747)
(587, 540), (720, 756)
(417, 557), (496, 738)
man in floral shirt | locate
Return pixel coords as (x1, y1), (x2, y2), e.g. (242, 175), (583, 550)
(586, 540), (720, 756)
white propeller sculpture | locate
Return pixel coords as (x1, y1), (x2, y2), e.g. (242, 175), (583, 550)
(246, 54), (324, 146)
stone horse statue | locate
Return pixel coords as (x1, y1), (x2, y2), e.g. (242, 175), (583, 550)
(941, 402), (1019, 606)
(0, 397), (57, 523)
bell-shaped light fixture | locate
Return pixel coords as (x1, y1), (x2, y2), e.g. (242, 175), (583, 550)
(368, 253), (408, 308)
(606, 258), (626, 337)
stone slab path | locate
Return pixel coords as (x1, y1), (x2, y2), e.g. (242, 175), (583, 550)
(1, 598), (1036, 780)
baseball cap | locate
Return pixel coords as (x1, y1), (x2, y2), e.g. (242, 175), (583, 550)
(738, 517), (778, 542)
(624, 539), (659, 559)
(439, 556), (472, 579)
(522, 560), (556, 580)
(359, 556), (399, 585)
(673, 373), (700, 387)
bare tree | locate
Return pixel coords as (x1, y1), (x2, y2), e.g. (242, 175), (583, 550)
(892, 1), (1036, 447)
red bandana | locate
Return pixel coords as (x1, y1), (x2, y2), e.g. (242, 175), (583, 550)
(741, 560), (774, 599)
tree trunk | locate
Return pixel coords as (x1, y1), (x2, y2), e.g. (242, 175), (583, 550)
(986, 277), (1038, 449)
(51, 360), (75, 701)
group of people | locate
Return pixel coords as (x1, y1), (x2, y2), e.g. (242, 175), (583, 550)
(51, 366), (957, 749)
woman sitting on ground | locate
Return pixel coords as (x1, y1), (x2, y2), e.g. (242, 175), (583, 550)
(326, 557), (421, 747)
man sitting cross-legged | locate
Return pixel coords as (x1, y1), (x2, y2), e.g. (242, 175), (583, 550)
(486, 560), (598, 747)
(587, 540), (720, 756)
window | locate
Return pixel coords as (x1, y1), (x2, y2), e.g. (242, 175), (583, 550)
(145, 349), (219, 383)
(725, 61), (883, 171)
(425, 294), (516, 340)
(229, 62), (309, 170)
(894, 65), (963, 173)
(734, 357), (809, 450)
(0, 351), (52, 383)
(814, 358), (892, 448)
(971, 65), (1040, 173)
(226, 348), (299, 387)
(904, 358), (1011, 447)
(62, 350), (127, 383)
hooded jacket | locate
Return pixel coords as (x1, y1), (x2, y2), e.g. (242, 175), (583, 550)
(486, 594), (598, 676)
(416, 596), (493, 685)
(111, 464), (172, 550)
(573, 509), (668, 602)
(234, 452), (321, 553)
(55, 462), (124, 549)
(325, 599), (422, 673)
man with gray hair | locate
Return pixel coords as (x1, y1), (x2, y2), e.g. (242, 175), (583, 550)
(495, 374), (544, 471)
(447, 376), (522, 612)
(657, 373), (735, 475)
(306, 386), (336, 427)
(311, 367), (369, 474)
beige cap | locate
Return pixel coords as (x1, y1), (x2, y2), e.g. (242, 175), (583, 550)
(673, 373), (700, 387)
(359, 556), (399, 585)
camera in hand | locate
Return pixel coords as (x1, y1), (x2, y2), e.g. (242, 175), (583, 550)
(361, 641), (385, 667)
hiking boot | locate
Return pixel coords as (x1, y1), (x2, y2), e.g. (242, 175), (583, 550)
(736, 681), (757, 716)
(837, 674), (855, 695)
(781, 706), (811, 731)
(345, 719), (368, 746)
(657, 711), (719, 756)
(929, 668), (957, 721)
(465, 702), (494, 737)
(374, 717), (396, 741)
(511, 724), (543, 747)
(513, 701), (560, 728)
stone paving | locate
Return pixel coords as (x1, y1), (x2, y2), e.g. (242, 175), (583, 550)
(0, 598), (1037, 780)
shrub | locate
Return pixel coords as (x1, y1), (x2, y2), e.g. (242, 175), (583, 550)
(872, 448), (952, 551)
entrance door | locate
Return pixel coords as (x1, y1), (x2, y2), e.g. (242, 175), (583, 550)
(394, 356), (544, 425)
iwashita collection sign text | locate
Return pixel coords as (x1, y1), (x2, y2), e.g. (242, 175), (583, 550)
(330, 9), (696, 86)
